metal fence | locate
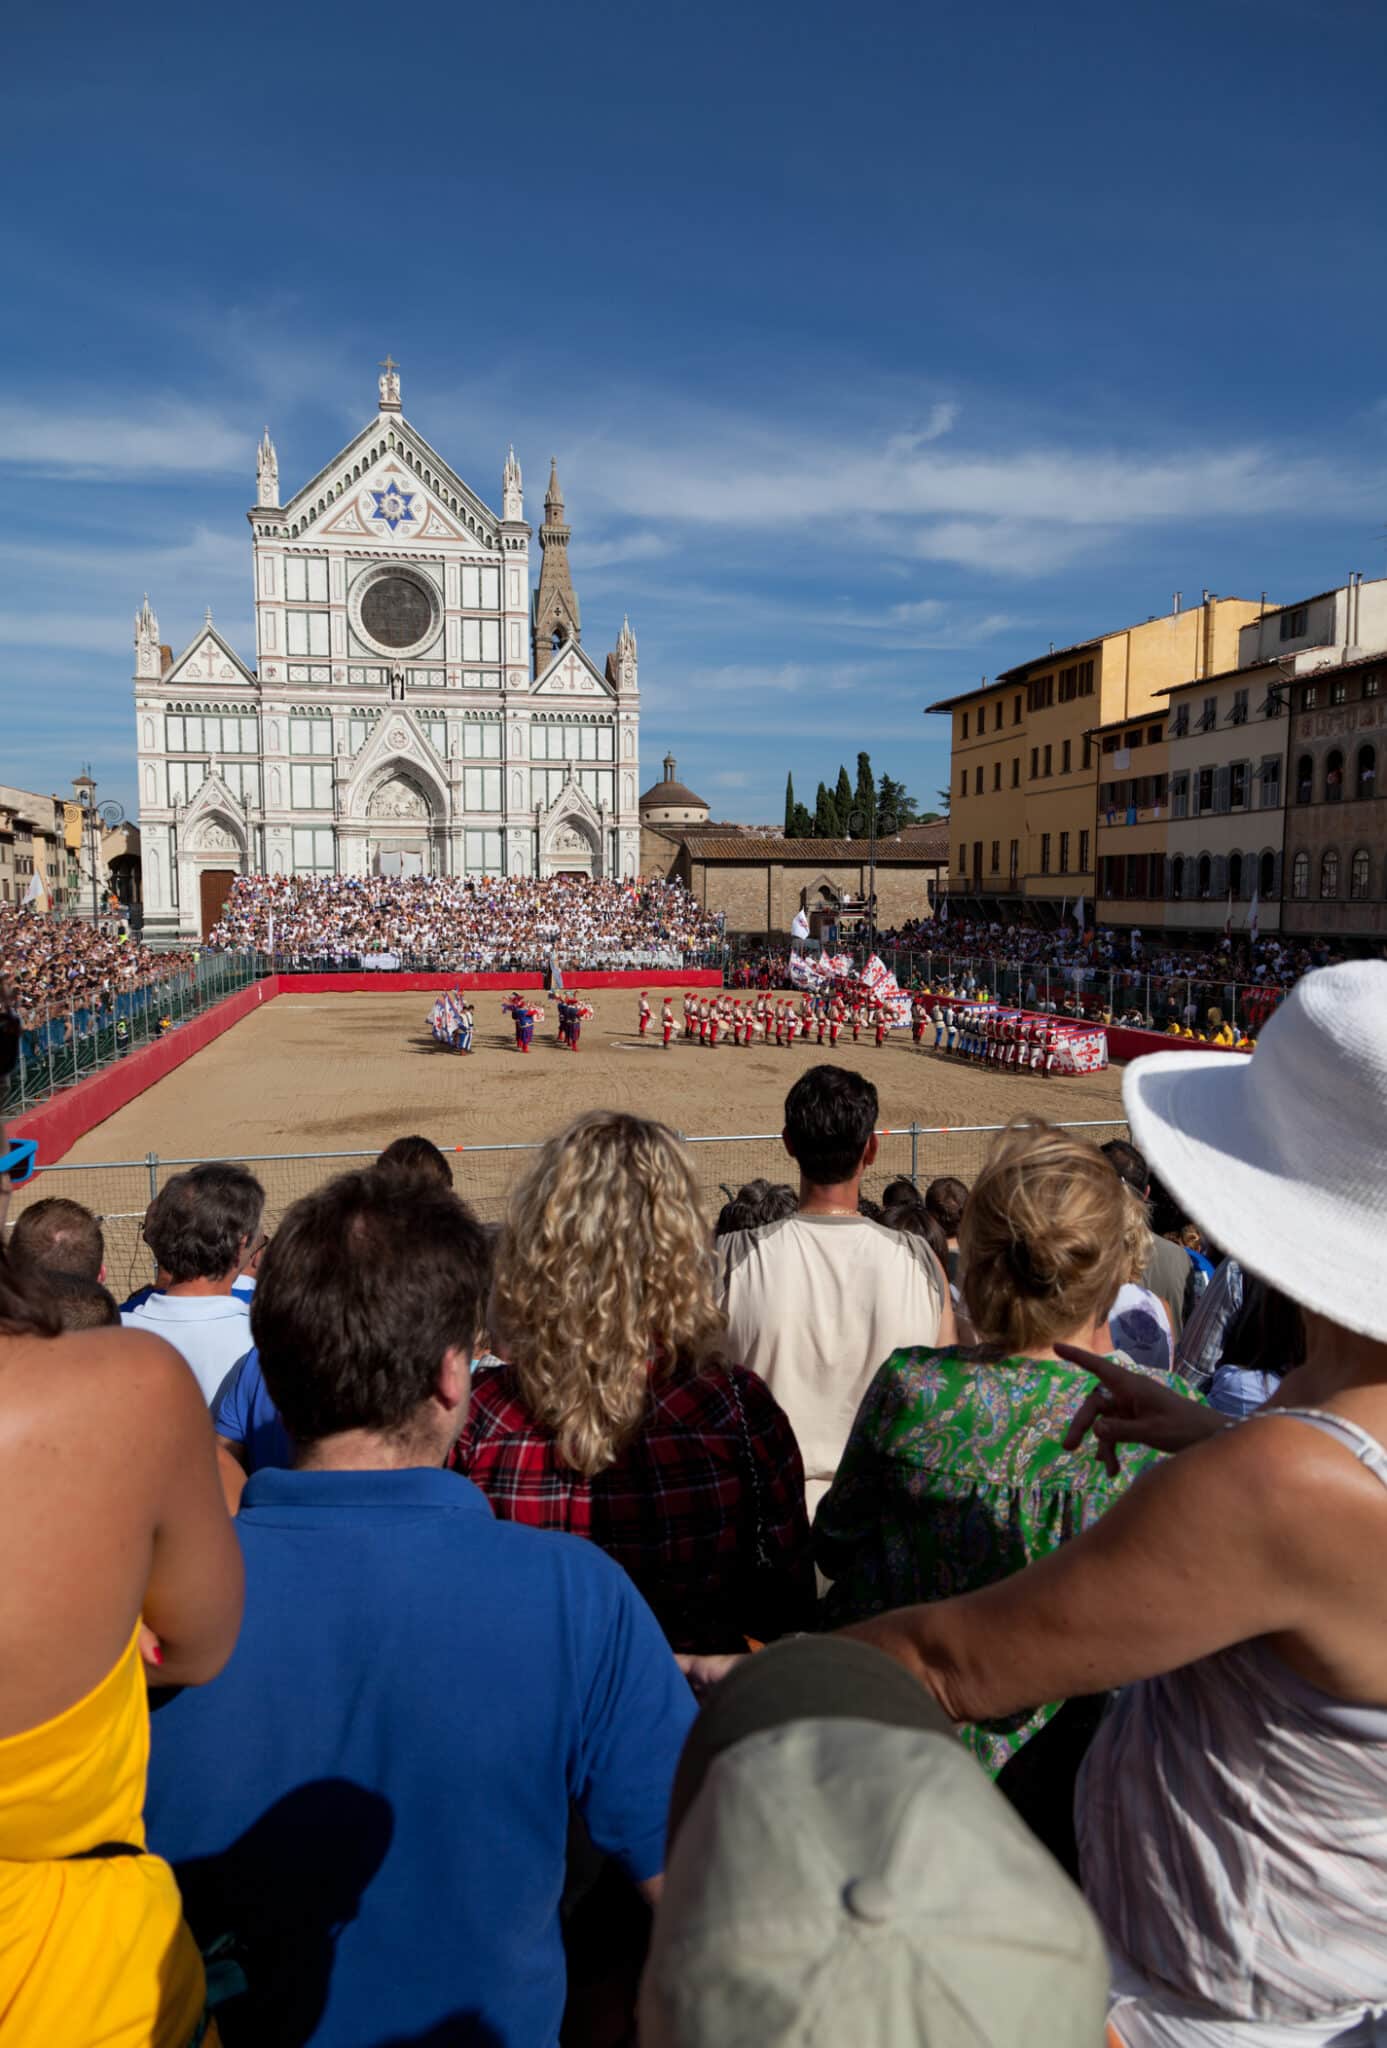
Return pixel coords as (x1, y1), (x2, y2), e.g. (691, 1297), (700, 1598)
(4, 1119), (1130, 1303)
(3, 952), (267, 1118)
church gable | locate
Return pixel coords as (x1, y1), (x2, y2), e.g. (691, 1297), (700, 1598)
(532, 642), (613, 701)
(283, 419), (500, 550)
(165, 625), (255, 690)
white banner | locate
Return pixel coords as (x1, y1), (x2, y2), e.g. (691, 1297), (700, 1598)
(789, 908), (810, 939)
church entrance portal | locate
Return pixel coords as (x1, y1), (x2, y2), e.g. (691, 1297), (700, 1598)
(199, 869), (237, 939)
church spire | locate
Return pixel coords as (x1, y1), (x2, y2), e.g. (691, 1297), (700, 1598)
(378, 354), (402, 413)
(532, 456), (581, 673)
(502, 443), (524, 522)
(134, 594), (161, 680)
(256, 425), (279, 508)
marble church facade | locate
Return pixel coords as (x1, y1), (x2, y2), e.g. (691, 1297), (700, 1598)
(133, 363), (642, 940)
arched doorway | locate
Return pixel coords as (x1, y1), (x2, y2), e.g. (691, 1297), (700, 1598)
(199, 869), (237, 938)
(366, 770), (437, 877)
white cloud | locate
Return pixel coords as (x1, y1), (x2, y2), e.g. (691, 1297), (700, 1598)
(0, 402), (249, 477)
(571, 531), (672, 571)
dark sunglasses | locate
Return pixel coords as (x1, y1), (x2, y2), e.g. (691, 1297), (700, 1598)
(0, 1139), (38, 1187)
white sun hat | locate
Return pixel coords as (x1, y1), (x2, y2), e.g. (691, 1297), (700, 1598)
(1123, 961), (1387, 1341)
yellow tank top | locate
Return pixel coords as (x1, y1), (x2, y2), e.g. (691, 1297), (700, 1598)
(0, 1626), (208, 2047)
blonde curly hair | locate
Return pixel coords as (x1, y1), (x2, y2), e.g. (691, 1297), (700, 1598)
(490, 1110), (728, 1477)
(959, 1118), (1135, 1354)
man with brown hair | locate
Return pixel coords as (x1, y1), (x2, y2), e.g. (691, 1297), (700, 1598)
(121, 1163), (262, 1401)
(10, 1197), (105, 1282)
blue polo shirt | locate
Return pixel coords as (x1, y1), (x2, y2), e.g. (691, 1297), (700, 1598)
(144, 1467), (696, 2047)
(211, 1350), (294, 1474)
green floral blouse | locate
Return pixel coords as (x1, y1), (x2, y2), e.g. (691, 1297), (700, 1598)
(815, 1344), (1168, 1775)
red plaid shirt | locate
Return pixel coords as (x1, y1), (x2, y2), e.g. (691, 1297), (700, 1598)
(451, 1363), (815, 1653)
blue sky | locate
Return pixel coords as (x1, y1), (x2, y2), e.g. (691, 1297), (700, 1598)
(5, 0), (1387, 828)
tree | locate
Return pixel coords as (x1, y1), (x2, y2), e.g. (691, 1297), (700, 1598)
(877, 773), (921, 828)
(790, 801), (815, 838)
(814, 782), (839, 837)
(854, 752), (876, 832)
(835, 764), (853, 822)
(784, 772), (796, 836)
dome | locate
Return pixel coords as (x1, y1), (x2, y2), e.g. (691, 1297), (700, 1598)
(640, 753), (709, 823)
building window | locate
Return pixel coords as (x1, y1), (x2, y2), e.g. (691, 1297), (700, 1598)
(1280, 606), (1309, 641)
(972, 841), (983, 882)
(1011, 757), (1020, 788)
(1260, 757), (1281, 808)
(1043, 744), (1052, 776)
(291, 826), (335, 872)
(1292, 850), (1310, 898)
(1171, 704), (1189, 737)
(992, 761), (1001, 791)
(1259, 849), (1276, 895)
(1365, 672), (1381, 700)
(1229, 851), (1243, 899)
(1229, 689), (1248, 727)
(286, 611), (330, 657)
(1330, 678), (1348, 707)
(1197, 853), (1212, 898)
(1059, 830), (1070, 873)
(1026, 676), (1055, 712)
(1078, 660), (1095, 696)
(1321, 848), (1340, 898)
(290, 763), (334, 809)
(962, 712), (969, 739)
(1195, 765), (1213, 813)
(1295, 754), (1313, 804)
(464, 830), (504, 878)
(1030, 747), (1039, 779)
(1040, 832), (1051, 874)
(1147, 722), (1163, 744)
(1300, 682), (1318, 712)
(1357, 744), (1376, 800)
(1325, 749), (1344, 802)
(1082, 735), (1092, 769)
(990, 839), (1000, 873)
(1078, 828), (1090, 873)
(959, 768), (967, 796)
(1230, 761), (1248, 809)
(289, 716), (333, 755)
(1352, 849), (1371, 900)
(1013, 695), (1022, 724)
(285, 556), (329, 603)
(1199, 697), (1217, 732)
(1171, 856), (1184, 900)
(1009, 839), (1019, 882)
(1062, 739), (1072, 773)
(974, 766), (984, 795)
(994, 701), (1004, 731)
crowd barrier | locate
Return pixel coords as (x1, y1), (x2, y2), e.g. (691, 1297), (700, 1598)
(278, 969), (723, 995)
(5, 1120), (1132, 1305)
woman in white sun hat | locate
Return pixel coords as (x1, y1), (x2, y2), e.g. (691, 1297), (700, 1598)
(837, 962), (1387, 2046)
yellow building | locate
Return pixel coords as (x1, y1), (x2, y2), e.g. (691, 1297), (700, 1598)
(930, 594), (1263, 905)
(1091, 709), (1170, 931)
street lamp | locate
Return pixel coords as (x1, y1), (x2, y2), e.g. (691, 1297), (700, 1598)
(845, 805), (899, 959)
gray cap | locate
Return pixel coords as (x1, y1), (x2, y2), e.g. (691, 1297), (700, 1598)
(640, 1640), (1107, 2048)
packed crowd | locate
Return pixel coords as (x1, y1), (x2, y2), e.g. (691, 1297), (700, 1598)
(205, 873), (724, 969)
(914, 909), (1348, 988)
(0, 904), (185, 1030)
(2, 962), (1385, 2046)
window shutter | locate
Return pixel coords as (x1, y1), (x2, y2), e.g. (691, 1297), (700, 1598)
(1214, 766), (1231, 814)
(1212, 854), (1228, 896)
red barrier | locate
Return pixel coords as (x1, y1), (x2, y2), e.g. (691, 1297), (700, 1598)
(1104, 1022), (1247, 1062)
(277, 969), (723, 995)
(11, 977), (274, 1167)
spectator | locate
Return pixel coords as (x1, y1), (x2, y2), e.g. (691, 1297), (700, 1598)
(40, 1267), (120, 1330)
(376, 1131), (454, 1187)
(716, 1066), (954, 1515)
(924, 1173), (969, 1283)
(144, 1165), (695, 2048)
(122, 1164), (262, 1401)
(816, 1120), (1170, 1790)
(713, 1177), (797, 1239)
(0, 1079), (242, 2044)
(844, 963), (1387, 2040)
(1102, 1137), (1196, 1338)
(643, 1638), (1107, 2047)
(1207, 1277), (1306, 1420)
(1105, 1195), (1174, 1374)
(455, 1111), (814, 1651)
(9, 1195), (104, 1281)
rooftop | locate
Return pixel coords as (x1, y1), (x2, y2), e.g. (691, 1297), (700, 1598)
(675, 830), (949, 864)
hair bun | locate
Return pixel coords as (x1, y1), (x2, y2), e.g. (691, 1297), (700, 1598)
(1004, 1237), (1059, 1296)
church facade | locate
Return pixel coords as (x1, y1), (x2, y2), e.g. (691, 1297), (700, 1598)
(132, 363), (642, 940)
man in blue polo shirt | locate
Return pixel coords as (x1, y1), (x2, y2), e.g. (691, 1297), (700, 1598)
(144, 1167), (695, 2048)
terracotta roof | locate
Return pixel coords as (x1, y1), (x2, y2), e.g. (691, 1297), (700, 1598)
(640, 779), (707, 810)
(679, 833), (949, 864)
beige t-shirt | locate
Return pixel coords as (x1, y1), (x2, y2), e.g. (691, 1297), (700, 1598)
(716, 1214), (948, 1516)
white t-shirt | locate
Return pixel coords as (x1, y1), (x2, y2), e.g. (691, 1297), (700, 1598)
(121, 1293), (253, 1404)
(716, 1214), (948, 1515)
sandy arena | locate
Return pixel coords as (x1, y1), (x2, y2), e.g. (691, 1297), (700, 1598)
(27, 992), (1130, 1293)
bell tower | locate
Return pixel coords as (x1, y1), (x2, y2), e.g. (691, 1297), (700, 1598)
(531, 458), (581, 673)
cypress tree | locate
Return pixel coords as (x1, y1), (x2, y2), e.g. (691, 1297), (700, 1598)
(784, 772), (796, 836)
(835, 764), (853, 822)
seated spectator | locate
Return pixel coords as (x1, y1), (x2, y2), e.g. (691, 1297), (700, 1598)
(41, 1268), (120, 1330)
(9, 1195), (105, 1281)
(716, 1066), (953, 1516)
(455, 1112), (814, 1652)
(122, 1164), (262, 1401)
(0, 1072), (242, 2044)
(713, 1177), (797, 1239)
(842, 963), (1387, 2041)
(643, 1638), (1107, 2047)
(1102, 1138), (1196, 1338)
(145, 1166), (696, 2048)
(816, 1121), (1171, 1787)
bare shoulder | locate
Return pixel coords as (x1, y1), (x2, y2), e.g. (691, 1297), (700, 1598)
(0, 1326), (209, 1448)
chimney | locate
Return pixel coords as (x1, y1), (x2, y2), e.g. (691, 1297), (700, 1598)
(1173, 591), (1182, 614)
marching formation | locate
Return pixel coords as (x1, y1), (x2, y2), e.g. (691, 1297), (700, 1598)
(665, 988), (919, 1050)
(929, 999), (1110, 1075)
